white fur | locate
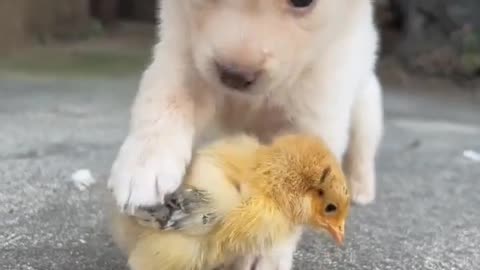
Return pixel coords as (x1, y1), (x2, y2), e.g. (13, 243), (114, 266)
(254, 229), (303, 270)
(108, 0), (383, 268)
(345, 75), (384, 204)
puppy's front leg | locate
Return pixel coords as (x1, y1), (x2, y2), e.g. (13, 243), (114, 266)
(239, 229), (302, 270)
(108, 49), (202, 215)
(224, 255), (258, 270)
(344, 74), (384, 205)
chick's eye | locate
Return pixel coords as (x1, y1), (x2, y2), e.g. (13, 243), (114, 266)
(325, 203), (337, 214)
(289, 0), (315, 8)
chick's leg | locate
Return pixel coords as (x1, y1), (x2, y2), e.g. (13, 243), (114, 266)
(344, 74), (383, 205)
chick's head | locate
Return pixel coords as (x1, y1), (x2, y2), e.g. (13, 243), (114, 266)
(252, 134), (350, 245)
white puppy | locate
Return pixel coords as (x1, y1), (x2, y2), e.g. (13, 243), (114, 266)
(108, 0), (383, 269)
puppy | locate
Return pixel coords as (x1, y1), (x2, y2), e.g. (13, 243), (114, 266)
(108, 0), (383, 269)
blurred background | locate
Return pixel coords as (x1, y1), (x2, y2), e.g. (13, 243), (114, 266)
(1, 1), (479, 270)
(1, 0), (480, 80)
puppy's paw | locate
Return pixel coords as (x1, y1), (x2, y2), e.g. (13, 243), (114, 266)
(135, 187), (217, 233)
(224, 255), (259, 270)
(349, 165), (376, 205)
(108, 134), (191, 214)
(251, 256), (292, 270)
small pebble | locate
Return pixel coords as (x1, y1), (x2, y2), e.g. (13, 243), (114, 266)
(463, 150), (480, 162)
(70, 169), (96, 191)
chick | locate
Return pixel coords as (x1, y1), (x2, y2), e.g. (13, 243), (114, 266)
(110, 134), (350, 270)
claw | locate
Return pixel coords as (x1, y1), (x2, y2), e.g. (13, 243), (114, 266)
(133, 187), (216, 231)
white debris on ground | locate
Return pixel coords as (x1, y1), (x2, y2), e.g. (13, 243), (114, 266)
(70, 169), (96, 191)
(463, 150), (480, 162)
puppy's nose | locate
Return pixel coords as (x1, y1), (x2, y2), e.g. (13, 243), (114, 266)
(215, 62), (261, 90)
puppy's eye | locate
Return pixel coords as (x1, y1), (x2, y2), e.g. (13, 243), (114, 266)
(324, 203), (337, 214)
(317, 189), (324, 197)
(288, 0), (315, 9)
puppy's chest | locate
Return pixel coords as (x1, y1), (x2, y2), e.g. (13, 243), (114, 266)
(217, 96), (295, 142)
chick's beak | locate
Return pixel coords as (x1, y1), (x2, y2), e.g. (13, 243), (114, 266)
(325, 221), (345, 246)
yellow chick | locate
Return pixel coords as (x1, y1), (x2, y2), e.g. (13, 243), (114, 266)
(110, 134), (351, 270)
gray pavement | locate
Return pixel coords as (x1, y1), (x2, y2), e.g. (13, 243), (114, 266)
(1, 73), (479, 270)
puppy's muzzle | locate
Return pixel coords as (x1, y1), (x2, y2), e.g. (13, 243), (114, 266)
(215, 61), (262, 91)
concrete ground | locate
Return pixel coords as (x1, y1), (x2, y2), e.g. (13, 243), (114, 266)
(0, 72), (479, 270)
